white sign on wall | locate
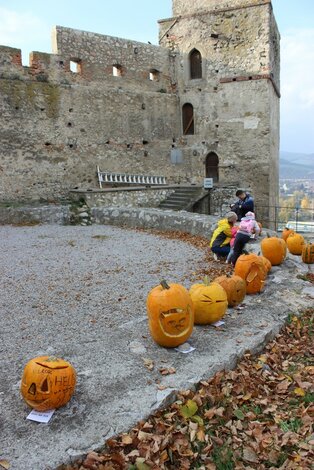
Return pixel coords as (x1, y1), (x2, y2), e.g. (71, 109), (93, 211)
(203, 178), (213, 189)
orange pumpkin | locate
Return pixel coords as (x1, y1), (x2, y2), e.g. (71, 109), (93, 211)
(189, 278), (228, 324)
(21, 356), (76, 411)
(259, 255), (272, 274)
(301, 243), (314, 264)
(261, 234), (286, 266)
(234, 253), (266, 294)
(146, 280), (194, 348)
(257, 222), (262, 236)
(286, 233), (305, 255)
(214, 274), (246, 308)
(282, 228), (295, 241)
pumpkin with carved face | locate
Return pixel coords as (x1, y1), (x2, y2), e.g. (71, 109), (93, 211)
(146, 280), (194, 348)
(21, 356), (76, 411)
(234, 253), (266, 294)
(214, 274), (246, 308)
(189, 278), (228, 324)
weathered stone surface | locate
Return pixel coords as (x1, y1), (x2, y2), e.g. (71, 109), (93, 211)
(0, 0), (279, 227)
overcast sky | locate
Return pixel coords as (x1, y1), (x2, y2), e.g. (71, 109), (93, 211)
(0, 0), (313, 155)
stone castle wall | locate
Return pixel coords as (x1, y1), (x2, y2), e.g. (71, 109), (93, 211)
(0, 0), (280, 218)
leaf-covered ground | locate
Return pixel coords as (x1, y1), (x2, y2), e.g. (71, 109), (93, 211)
(57, 230), (314, 470)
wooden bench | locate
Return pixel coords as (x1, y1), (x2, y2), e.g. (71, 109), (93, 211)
(97, 167), (167, 189)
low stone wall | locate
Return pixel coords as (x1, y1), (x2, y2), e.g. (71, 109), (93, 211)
(0, 204), (71, 225)
(91, 206), (218, 237)
(69, 187), (176, 209)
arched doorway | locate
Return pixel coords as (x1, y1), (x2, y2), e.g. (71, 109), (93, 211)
(205, 152), (219, 182)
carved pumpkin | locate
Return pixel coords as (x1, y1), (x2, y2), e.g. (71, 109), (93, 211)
(213, 274), (246, 308)
(259, 255), (272, 274)
(261, 234), (286, 266)
(146, 280), (194, 348)
(189, 277), (228, 324)
(286, 233), (305, 255)
(234, 253), (266, 294)
(301, 243), (314, 264)
(21, 356), (76, 411)
(282, 228), (295, 241)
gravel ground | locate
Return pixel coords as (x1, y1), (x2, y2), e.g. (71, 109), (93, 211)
(1, 224), (311, 470)
(0, 224), (205, 470)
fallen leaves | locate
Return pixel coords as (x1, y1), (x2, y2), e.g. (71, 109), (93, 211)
(159, 367), (176, 376)
(57, 308), (314, 470)
(0, 461), (10, 470)
(142, 358), (154, 371)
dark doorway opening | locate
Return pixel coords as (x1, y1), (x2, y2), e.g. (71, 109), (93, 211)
(205, 152), (219, 182)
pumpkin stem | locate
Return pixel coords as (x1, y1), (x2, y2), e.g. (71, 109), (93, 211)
(203, 275), (210, 286)
(160, 280), (171, 290)
(243, 249), (250, 255)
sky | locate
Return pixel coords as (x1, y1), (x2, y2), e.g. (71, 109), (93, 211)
(0, 0), (313, 155)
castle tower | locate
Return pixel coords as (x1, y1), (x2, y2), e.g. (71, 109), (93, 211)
(159, 0), (280, 225)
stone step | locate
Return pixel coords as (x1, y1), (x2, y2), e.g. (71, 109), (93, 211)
(159, 186), (204, 211)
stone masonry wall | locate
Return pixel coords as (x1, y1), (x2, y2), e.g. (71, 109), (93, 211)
(0, 0), (279, 222)
(172, 0), (271, 16)
(69, 187), (176, 208)
(159, 0), (280, 224)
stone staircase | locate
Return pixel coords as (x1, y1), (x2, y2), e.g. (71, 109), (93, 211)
(158, 186), (205, 211)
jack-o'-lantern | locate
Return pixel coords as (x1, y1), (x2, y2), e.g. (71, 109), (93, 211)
(214, 274), (246, 308)
(261, 234), (286, 266)
(286, 233), (305, 255)
(189, 277), (228, 324)
(234, 253), (266, 294)
(259, 255), (272, 274)
(302, 243), (314, 264)
(146, 280), (194, 348)
(21, 356), (76, 411)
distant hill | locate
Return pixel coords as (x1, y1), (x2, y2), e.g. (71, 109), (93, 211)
(280, 151), (314, 179)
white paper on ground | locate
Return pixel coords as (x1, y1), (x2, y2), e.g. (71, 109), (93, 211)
(211, 320), (225, 327)
(175, 342), (196, 354)
(26, 409), (55, 423)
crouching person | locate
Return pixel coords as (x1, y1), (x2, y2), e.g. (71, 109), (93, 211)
(230, 211), (261, 266)
(210, 212), (238, 260)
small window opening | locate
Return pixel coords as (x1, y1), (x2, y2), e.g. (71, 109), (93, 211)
(189, 49), (202, 80)
(113, 64), (123, 77)
(182, 103), (194, 135)
(142, 139), (149, 145)
(70, 59), (81, 74)
(149, 69), (160, 81)
(211, 33), (219, 39)
(67, 122), (72, 127)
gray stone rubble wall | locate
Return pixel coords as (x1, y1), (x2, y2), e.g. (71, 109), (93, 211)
(0, 0), (279, 224)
